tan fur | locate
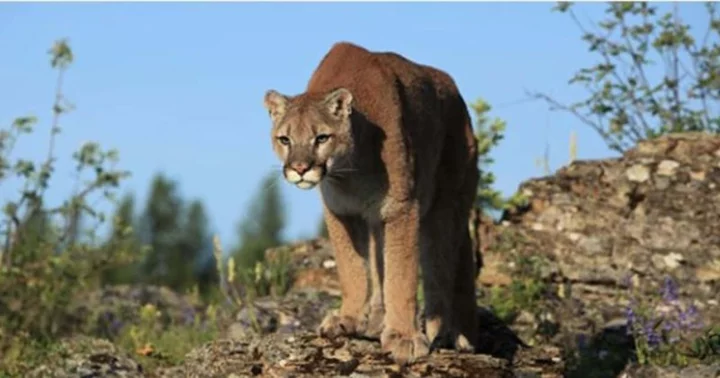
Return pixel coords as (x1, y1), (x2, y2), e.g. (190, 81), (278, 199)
(263, 42), (479, 365)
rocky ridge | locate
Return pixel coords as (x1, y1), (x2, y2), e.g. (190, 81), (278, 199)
(26, 133), (720, 378)
(483, 133), (720, 338)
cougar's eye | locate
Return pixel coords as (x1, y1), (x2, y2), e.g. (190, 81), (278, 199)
(315, 134), (331, 144)
(276, 136), (291, 146)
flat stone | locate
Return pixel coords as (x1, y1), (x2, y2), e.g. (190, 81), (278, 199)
(657, 160), (680, 176)
(626, 164), (650, 182)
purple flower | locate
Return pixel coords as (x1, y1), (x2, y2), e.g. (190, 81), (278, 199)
(662, 318), (678, 332)
(101, 311), (124, 335)
(678, 304), (704, 331)
(643, 317), (662, 349)
(660, 276), (679, 303)
(625, 300), (638, 335)
(111, 318), (124, 334)
(182, 306), (196, 326)
(645, 329), (661, 349)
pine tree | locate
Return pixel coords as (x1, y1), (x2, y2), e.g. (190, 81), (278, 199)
(138, 173), (185, 287)
(232, 172), (286, 269)
(102, 193), (141, 285)
(176, 199), (216, 293)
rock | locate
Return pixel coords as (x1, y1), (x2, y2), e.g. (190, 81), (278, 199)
(166, 331), (559, 378)
(450, 133), (720, 377)
(626, 164), (650, 182)
(226, 291), (337, 339)
(265, 239), (341, 295)
(28, 291), (562, 377)
(619, 362), (720, 378)
(159, 294), (559, 377)
(478, 246), (513, 286)
(656, 160), (681, 176)
(696, 260), (720, 283)
(662, 252), (685, 270)
(489, 133), (720, 338)
(27, 336), (143, 378)
(68, 285), (204, 339)
(691, 170), (707, 181)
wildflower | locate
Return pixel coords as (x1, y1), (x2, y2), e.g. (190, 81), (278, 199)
(182, 306), (196, 326)
(643, 317), (662, 349)
(111, 318), (124, 335)
(625, 300), (638, 335)
(228, 257), (236, 284)
(660, 276), (679, 303)
(662, 317), (678, 332)
(678, 304), (704, 331)
(102, 311), (124, 335)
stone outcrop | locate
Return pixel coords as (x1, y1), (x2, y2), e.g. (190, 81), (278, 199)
(498, 132), (720, 290)
(158, 331), (562, 378)
(480, 133), (720, 332)
(619, 362), (720, 378)
(27, 336), (144, 378)
(69, 285), (205, 339)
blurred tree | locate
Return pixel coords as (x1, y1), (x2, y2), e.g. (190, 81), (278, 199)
(533, 2), (720, 152)
(138, 173), (185, 288)
(133, 174), (217, 293)
(232, 172), (286, 269)
(101, 193), (142, 285)
(180, 199), (217, 296)
(471, 98), (507, 215)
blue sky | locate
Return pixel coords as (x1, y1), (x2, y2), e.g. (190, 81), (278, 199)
(0, 2), (710, 249)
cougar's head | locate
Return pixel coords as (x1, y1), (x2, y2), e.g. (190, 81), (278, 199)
(263, 88), (354, 190)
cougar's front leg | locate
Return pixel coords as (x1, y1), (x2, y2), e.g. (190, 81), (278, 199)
(358, 225), (385, 339)
(380, 202), (430, 364)
(317, 208), (370, 339)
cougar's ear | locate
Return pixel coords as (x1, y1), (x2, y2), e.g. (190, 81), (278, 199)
(263, 90), (289, 122)
(323, 88), (353, 120)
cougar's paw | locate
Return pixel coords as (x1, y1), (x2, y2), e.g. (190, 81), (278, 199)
(317, 313), (359, 339)
(380, 328), (430, 365)
(453, 332), (475, 353)
(358, 305), (384, 339)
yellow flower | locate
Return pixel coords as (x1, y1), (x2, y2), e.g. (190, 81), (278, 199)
(228, 257), (236, 284)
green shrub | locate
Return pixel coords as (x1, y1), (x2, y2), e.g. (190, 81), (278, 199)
(0, 39), (132, 371)
(534, 2), (720, 152)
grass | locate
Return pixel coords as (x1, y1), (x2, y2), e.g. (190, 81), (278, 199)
(0, 232), (294, 376)
(486, 278), (546, 324)
(624, 275), (720, 367)
(481, 241), (550, 325)
(115, 303), (221, 370)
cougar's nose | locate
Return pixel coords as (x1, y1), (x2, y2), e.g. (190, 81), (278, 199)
(290, 161), (310, 175)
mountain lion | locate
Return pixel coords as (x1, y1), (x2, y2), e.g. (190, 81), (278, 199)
(263, 41), (479, 365)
